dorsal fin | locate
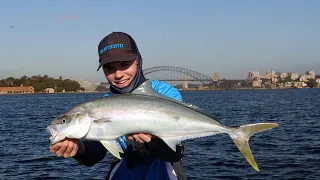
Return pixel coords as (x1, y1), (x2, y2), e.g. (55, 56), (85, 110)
(131, 80), (220, 122)
(131, 80), (166, 97)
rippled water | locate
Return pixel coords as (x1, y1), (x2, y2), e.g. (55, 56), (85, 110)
(1, 89), (319, 180)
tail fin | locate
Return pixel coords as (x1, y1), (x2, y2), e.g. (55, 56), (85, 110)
(230, 123), (279, 172)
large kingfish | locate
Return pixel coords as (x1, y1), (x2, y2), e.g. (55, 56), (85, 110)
(47, 81), (279, 171)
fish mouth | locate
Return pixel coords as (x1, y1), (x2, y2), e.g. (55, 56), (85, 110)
(47, 126), (57, 136)
(47, 125), (68, 145)
(47, 126), (60, 145)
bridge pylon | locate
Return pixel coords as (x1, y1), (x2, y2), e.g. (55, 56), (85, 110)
(183, 75), (188, 89)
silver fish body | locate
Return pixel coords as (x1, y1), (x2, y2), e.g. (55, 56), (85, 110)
(47, 81), (279, 172)
(85, 94), (230, 141)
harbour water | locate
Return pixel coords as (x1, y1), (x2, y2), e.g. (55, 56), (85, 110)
(1, 89), (319, 179)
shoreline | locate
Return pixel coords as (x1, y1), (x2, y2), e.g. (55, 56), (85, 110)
(1, 87), (319, 95)
(178, 86), (318, 91)
(0, 91), (105, 96)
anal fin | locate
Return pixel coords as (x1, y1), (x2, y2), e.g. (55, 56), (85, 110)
(161, 138), (182, 152)
(100, 140), (124, 159)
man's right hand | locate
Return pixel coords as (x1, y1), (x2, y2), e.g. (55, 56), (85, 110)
(49, 137), (85, 158)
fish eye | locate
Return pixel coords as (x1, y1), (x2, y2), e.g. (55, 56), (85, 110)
(61, 119), (67, 124)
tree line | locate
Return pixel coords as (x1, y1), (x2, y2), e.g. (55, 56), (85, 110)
(0, 75), (81, 92)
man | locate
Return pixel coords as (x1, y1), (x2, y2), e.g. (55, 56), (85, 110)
(50, 32), (187, 180)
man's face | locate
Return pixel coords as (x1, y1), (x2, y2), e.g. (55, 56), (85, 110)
(103, 58), (138, 89)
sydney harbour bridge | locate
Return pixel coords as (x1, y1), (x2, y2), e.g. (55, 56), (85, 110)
(100, 66), (219, 89)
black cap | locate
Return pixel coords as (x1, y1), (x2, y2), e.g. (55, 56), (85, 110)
(97, 32), (138, 71)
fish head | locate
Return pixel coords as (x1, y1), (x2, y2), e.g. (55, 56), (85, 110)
(47, 106), (92, 145)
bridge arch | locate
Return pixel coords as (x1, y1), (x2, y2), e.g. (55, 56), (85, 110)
(143, 66), (213, 84)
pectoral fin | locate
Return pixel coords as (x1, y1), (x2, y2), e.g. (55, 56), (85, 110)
(93, 118), (112, 123)
(100, 140), (124, 159)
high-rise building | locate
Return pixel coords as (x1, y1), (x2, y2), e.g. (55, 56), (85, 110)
(305, 71), (316, 79)
(213, 72), (219, 81)
(290, 72), (299, 80)
(280, 73), (288, 79)
(247, 71), (260, 82)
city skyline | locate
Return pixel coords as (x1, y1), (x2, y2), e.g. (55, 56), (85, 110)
(1, 69), (319, 84)
(1, 1), (320, 83)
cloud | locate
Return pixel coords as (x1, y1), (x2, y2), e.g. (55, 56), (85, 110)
(57, 14), (81, 21)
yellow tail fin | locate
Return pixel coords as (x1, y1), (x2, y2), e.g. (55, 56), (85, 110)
(231, 123), (279, 172)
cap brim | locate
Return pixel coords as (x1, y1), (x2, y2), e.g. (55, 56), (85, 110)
(97, 54), (136, 71)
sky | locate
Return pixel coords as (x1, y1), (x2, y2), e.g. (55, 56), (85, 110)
(1, 0), (319, 83)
